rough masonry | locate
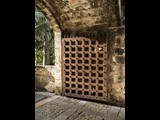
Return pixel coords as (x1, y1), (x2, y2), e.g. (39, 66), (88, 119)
(35, 0), (125, 107)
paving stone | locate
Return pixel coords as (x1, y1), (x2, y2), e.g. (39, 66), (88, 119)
(35, 94), (50, 103)
(118, 108), (125, 120)
(35, 95), (60, 108)
(54, 108), (78, 120)
(108, 106), (121, 116)
(35, 92), (125, 120)
(66, 110), (82, 120)
(104, 106), (121, 120)
(73, 112), (103, 120)
(83, 101), (110, 114)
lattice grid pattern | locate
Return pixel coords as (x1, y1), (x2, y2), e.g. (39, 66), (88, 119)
(62, 37), (107, 101)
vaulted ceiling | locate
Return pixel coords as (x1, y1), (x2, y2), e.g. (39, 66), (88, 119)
(35, 0), (124, 34)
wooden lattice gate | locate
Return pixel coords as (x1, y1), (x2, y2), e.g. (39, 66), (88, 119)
(62, 35), (107, 101)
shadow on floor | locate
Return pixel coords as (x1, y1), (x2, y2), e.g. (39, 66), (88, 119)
(35, 89), (53, 103)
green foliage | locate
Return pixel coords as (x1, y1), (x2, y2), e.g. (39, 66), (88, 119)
(35, 7), (55, 65)
(49, 36), (55, 65)
(35, 48), (43, 65)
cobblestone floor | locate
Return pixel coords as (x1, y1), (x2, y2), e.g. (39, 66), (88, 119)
(35, 92), (125, 120)
(35, 93), (51, 103)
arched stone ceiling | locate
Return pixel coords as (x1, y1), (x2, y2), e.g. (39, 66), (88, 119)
(35, 0), (124, 34)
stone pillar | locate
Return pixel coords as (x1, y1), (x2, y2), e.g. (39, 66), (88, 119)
(107, 27), (125, 107)
(54, 32), (62, 95)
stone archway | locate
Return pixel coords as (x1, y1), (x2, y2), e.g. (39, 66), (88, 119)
(35, 0), (125, 107)
(35, 0), (62, 94)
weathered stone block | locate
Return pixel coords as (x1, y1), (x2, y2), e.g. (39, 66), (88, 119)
(107, 27), (125, 106)
(115, 48), (124, 55)
(111, 83), (124, 93)
(68, 0), (78, 6)
(55, 86), (61, 95)
(44, 82), (55, 92)
(116, 57), (125, 64)
(35, 66), (56, 92)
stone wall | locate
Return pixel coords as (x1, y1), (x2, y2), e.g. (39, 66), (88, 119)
(35, 66), (55, 92)
(54, 32), (62, 95)
(107, 27), (125, 106)
(35, 0), (125, 107)
(35, 27), (125, 106)
(35, 0), (123, 33)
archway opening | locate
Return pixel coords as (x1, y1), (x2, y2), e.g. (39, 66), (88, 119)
(35, 7), (55, 66)
(35, 5), (62, 94)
